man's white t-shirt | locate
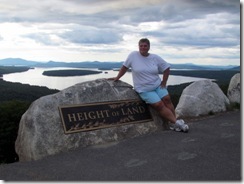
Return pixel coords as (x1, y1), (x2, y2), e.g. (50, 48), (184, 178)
(123, 51), (170, 93)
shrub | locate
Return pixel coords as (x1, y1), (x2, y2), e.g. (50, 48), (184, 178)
(0, 100), (30, 163)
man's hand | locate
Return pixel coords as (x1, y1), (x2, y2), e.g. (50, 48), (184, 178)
(107, 77), (119, 81)
(160, 81), (167, 88)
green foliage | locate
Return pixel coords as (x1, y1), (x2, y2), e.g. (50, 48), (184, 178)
(0, 80), (59, 103)
(168, 83), (191, 107)
(170, 70), (239, 85)
(0, 66), (30, 75)
(227, 102), (240, 110)
(218, 83), (229, 96)
(0, 80), (59, 164)
(42, 69), (102, 77)
(0, 100), (31, 163)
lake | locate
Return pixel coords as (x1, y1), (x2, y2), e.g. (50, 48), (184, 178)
(3, 67), (208, 90)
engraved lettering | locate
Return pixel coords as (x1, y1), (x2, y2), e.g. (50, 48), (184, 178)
(127, 108), (133, 115)
(96, 110), (110, 118)
(139, 106), (146, 113)
(77, 113), (84, 121)
(88, 111), (96, 119)
(132, 107), (139, 114)
(67, 113), (77, 122)
(83, 112), (88, 120)
(121, 108), (126, 115)
(121, 107), (141, 115)
(96, 110), (104, 118)
(60, 100), (152, 134)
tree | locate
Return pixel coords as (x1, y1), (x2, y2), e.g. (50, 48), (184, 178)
(0, 100), (30, 163)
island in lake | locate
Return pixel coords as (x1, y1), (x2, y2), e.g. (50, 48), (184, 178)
(42, 69), (102, 77)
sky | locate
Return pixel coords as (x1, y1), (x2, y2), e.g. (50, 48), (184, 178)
(0, 0), (241, 66)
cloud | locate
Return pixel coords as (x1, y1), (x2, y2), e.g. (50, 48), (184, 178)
(0, 0), (240, 65)
(60, 26), (122, 44)
(24, 33), (59, 46)
(141, 9), (240, 49)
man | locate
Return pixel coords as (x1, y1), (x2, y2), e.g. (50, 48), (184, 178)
(109, 38), (189, 132)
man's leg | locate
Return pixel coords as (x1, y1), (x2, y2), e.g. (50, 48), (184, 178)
(162, 95), (176, 116)
(150, 100), (177, 124)
(161, 95), (189, 132)
(140, 92), (189, 132)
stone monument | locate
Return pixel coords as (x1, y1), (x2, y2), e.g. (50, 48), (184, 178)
(15, 79), (166, 161)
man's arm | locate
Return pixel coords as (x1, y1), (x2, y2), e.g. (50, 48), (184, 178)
(108, 65), (128, 81)
(161, 67), (170, 88)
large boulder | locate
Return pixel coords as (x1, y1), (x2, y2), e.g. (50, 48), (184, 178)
(175, 80), (230, 118)
(227, 73), (240, 104)
(15, 79), (165, 161)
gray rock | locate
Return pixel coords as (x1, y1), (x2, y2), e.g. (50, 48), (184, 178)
(227, 73), (240, 104)
(175, 80), (230, 118)
(15, 79), (165, 161)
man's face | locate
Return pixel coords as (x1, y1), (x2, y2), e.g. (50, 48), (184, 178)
(139, 42), (150, 56)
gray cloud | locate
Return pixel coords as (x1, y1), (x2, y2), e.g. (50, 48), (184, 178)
(60, 27), (122, 44)
(117, 0), (239, 24)
(0, 0), (240, 64)
(1, 1), (238, 22)
(24, 33), (59, 46)
(140, 2), (240, 49)
(1, 0), (238, 24)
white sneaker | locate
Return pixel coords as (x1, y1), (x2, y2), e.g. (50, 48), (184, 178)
(174, 119), (189, 133)
(170, 125), (181, 132)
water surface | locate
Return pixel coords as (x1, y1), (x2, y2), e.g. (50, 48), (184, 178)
(3, 67), (208, 90)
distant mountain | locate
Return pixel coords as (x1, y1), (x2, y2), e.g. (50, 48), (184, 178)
(197, 64), (240, 70)
(0, 58), (240, 70)
(170, 63), (207, 70)
(36, 61), (124, 69)
(229, 66), (240, 71)
(0, 58), (39, 66)
(170, 63), (239, 70)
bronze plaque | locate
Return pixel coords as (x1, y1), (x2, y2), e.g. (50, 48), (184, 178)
(59, 100), (153, 134)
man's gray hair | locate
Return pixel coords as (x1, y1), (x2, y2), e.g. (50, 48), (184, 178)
(138, 38), (150, 47)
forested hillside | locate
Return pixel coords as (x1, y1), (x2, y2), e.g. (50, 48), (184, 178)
(170, 70), (239, 85)
(0, 80), (59, 163)
(0, 66), (30, 76)
(0, 80), (59, 103)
